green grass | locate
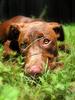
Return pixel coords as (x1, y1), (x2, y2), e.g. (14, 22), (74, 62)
(0, 24), (75, 100)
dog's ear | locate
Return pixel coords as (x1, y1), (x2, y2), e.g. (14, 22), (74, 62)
(7, 24), (20, 40)
(53, 25), (64, 41)
(49, 22), (64, 41)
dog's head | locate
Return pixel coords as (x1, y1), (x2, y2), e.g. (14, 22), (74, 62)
(8, 21), (64, 76)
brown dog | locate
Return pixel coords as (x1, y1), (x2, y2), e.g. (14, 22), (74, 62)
(0, 16), (64, 76)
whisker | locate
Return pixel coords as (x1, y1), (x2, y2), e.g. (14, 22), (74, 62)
(23, 37), (44, 51)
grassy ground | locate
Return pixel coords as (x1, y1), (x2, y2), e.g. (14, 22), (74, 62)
(0, 24), (75, 100)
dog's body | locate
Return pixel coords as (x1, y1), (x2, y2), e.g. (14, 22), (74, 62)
(0, 16), (37, 42)
(0, 16), (64, 75)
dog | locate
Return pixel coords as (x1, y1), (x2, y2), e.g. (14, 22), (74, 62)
(0, 16), (64, 76)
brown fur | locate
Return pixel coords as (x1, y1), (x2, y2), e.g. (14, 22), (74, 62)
(0, 16), (64, 76)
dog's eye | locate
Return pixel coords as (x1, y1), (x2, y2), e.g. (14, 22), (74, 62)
(43, 39), (50, 44)
(38, 35), (43, 39)
(20, 42), (28, 49)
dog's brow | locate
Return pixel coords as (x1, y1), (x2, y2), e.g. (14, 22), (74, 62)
(23, 37), (44, 51)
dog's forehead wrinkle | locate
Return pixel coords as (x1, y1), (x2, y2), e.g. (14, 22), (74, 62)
(23, 22), (54, 36)
(25, 22), (46, 33)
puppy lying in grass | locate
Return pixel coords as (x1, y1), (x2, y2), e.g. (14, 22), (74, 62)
(0, 15), (65, 76)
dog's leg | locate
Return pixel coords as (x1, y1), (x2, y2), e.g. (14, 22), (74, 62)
(3, 40), (16, 57)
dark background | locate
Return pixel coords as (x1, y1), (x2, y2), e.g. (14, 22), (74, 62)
(0, 0), (72, 22)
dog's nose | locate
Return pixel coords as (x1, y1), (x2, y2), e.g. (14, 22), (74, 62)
(29, 65), (42, 75)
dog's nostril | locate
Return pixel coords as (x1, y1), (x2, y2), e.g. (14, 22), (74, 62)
(29, 65), (42, 75)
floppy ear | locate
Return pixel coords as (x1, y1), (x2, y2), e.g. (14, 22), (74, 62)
(7, 24), (20, 40)
(53, 25), (64, 41)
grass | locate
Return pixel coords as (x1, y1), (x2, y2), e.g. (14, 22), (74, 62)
(0, 24), (75, 100)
